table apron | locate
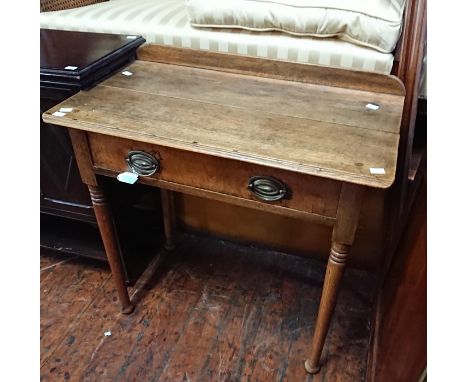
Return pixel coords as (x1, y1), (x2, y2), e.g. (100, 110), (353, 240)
(87, 132), (341, 224)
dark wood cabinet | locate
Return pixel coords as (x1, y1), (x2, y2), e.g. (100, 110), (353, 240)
(40, 29), (161, 283)
(40, 85), (95, 222)
(40, 29), (145, 221)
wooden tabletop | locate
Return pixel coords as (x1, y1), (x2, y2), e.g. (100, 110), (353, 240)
(43, 60), (404, 188)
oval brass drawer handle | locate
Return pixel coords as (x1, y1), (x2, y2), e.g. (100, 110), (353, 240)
(248, 176), (287, 202)
(126, 150), (159, 176)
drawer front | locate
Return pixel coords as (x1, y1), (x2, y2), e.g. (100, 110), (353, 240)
(88, 133), (341, 218)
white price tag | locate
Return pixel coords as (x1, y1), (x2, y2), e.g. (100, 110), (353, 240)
(122, 71), (133, 76)
(117, 172), (139, 184)
(366, 103), (380, 111)
(369, 167), (386, 175)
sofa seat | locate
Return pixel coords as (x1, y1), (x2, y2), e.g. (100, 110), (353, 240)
(40, 0), (395, 74)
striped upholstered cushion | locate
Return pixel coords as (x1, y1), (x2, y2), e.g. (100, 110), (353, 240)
(187, 0), (406, 53)
(40, 0), (395, 74)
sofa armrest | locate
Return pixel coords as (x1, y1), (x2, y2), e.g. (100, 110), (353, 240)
(40, 0), (107, 12)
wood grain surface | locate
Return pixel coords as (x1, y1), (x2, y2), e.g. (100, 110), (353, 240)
(103, 61), (404, 134)
(41, 234), (375, 381)
(43, 60), (403, 188)
(137, 45), (405, 96)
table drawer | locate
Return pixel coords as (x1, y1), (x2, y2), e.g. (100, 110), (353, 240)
(88, 133), (341, 218)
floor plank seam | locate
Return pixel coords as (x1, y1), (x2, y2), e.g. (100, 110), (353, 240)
(149, 284), (209, 381)
(196, 283), (247, 381)
(107, 261), (184, 381)
(40, 255), (80, 272)
(40, 274), (113, 369)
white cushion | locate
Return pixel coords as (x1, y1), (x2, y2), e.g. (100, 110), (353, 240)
(186, 0), (406, 53)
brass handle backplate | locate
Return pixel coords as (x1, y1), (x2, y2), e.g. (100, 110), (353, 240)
(125, 150), (160, 176)
(248, 176), (288, 202)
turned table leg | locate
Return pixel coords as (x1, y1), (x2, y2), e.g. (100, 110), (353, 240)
(160, 189), (175, 250)
(89, 185), (135, 314)
(305, 183), (365, 374)
(68, 129), (134, 314)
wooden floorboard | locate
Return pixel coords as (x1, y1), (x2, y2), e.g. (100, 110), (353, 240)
(41, 233), (374, 381)
(41, 252), (111, 368)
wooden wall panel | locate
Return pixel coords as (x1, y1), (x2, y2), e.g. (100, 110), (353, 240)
(368, 179), (426, 381)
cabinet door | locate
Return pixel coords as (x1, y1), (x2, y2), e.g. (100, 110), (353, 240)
(40, 87), (96, 222)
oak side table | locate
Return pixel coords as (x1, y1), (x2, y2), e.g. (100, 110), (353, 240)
(43, 52), (404, 374)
